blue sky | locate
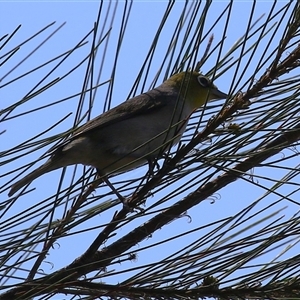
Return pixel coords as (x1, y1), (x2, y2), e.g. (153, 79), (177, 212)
(1, 0), (299, 293)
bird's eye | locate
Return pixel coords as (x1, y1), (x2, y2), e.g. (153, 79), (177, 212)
(198, 76), (210, 87)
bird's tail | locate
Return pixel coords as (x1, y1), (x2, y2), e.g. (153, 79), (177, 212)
(9, 157), (63, 196)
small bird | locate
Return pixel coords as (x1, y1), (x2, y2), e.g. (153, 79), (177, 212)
(9, 71), (227, 196)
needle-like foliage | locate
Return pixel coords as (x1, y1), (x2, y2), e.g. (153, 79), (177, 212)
(1, 1), (300, 299)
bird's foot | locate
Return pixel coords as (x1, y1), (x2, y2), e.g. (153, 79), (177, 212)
(122, 196), (145, 213)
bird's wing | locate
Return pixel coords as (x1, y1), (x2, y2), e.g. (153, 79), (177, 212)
(71, 87), (171, 138)
(47, 85), (179, 156)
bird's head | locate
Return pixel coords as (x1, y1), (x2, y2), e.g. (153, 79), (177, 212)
(166, 71), (228, 109)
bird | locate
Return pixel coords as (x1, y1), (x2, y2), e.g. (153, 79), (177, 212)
(9, 71), (227, 196)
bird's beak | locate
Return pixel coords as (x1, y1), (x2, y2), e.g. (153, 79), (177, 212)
(211, 87), (228, 99)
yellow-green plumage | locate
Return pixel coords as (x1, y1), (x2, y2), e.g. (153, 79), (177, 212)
(166, 71), (225, 108)
(9, 71), (227, 196)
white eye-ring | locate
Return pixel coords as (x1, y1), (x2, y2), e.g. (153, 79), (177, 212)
(198, 76), (210, 87)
